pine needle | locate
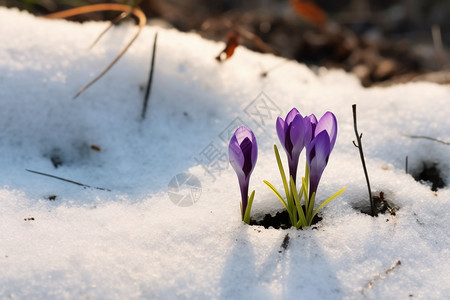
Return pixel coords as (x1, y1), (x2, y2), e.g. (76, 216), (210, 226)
(45, 3), (147, 99)
(89, 10), (131, 50)
(26, 169), (111, 191)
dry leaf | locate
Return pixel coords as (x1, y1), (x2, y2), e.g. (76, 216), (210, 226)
(290, 0), (327, 27)
(216, 31), (240, 62)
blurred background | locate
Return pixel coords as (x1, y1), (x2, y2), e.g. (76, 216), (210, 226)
(2, 0), (449, 86)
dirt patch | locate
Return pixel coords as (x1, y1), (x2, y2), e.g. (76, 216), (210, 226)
(412, 162), (446, 191)
(251, 207), (322, 229)
(353, 191), (398, 216)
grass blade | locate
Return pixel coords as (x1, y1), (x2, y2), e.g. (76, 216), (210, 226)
(274, 144), (291, 204)
(290, 177), (307, 228)
(264, 180), (288, 210)
(312, 187), (345, 220)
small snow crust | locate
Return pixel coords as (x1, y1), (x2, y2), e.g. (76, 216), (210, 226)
(0, 7), (449, 299)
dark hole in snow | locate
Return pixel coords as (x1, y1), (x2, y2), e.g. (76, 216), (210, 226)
(47, 195), (57, 201)
(46, 148), (64, 168)
(412, 162), (446, 191)
(250, 206), (322, 229)
(352, 191), (398, 216)
(43, 143), (98, 168)
(50, 154), (63, 168)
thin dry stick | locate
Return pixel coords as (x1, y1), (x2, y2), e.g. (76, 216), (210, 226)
(408, 135), (450, 146)
(362, 260), (401, 294)
(432, 25), (448, 69)
(221, 19), (276, 55)
(352, 104), (375, 216)
(45, 4), (146, 99)
(26, 169), (111, 191)
(141, 32), (158, 120)
(239, 28), (276, 55)
(405, 156), (408, 174)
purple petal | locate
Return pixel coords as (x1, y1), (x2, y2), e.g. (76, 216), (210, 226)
(236, 127), (258, 174)
(240, 137), (253, 177)
(234, 126), (255, 144)
(250, 131), (258, 172)
(315, 112), (337, 150)
(285, 108), (301, 125)
(311, 131), (331, 165)
(307, 131), (332, 195)
(307, 114), (318, 125)
(307, 114), (317, 131)
(229, 134), (245, 180)
(276, 117), (287, 147)
(289, 115), (311, 155)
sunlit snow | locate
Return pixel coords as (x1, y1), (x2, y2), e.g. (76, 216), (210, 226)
(1, 7), (449, 299)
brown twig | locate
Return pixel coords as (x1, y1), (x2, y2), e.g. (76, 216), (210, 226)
(239, 28), (276, 55)
(432, 25), (448, 69)
(45, 4), (146, 99)
(407, 135), (450, 146)
(352, 104), (375, 216)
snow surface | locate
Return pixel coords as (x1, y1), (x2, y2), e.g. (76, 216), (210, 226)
(1, 7), (449, 299)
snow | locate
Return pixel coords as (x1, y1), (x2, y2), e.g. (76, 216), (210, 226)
(1, 7), (449, 299)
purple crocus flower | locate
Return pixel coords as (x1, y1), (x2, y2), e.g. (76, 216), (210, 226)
(276, 108), (312, 183)
(306, 112), (338, 197)
(229, 127), (258, 219)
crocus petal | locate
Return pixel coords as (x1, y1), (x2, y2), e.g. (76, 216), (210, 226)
(307, 114), (318, 125)
(307, 114), (318, 137)
(307, 130), (332, 195)
(237, 127), (257, 177)
(276, 117), (287, 149)
(285, 107), (301, 125)
(228, 134), (245, 180)
(240, 137), (253, 177)
(289, 115), (306, 151)
(234, 126), (255, 145)
(291, 116), (313, 155)
(315, 112), (337, 150)
(250, 132), (258, 172)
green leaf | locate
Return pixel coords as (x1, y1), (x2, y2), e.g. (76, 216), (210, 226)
(287, 176), (298, 226)
(306, 192), (316, 225)
(243, 190), (255, 224)
(312, 187), (346, 220)
(274, 144), (291, 205)
(290, 176), (307, 228)
(304, 162), (309, 187)
(302, 176), (310, 213)
(264, 180), (288, 210)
